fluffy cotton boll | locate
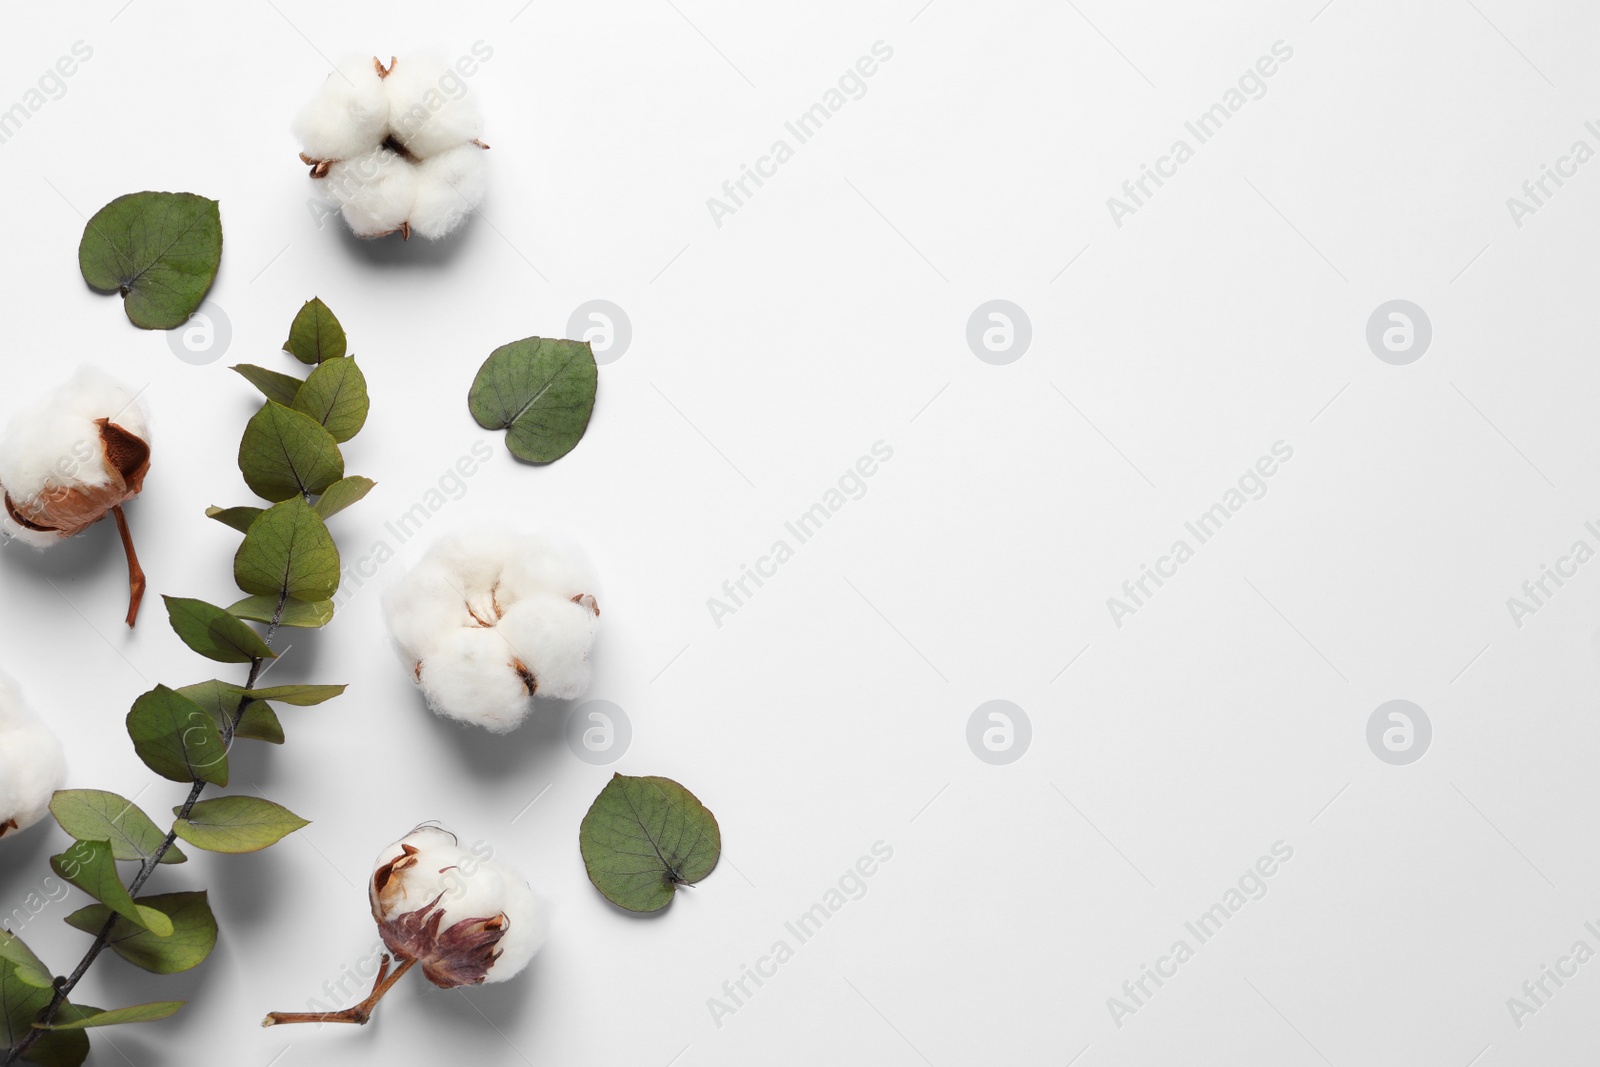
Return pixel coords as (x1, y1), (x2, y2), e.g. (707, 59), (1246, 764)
(383, 56), (484, 160)
(0, 671), (66, 840)
(497, 595), (600, 700)
(408, 144), (488, 240)
(0, 366), (150, 544)
(323, 148), (419, 238)
(382, 528), (602, 731)
(415, 628), (536, 733)
(370, 826), (547, 987)
(293, 56), (390, 162)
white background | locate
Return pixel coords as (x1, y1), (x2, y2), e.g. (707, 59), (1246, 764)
(1, 0), (1597, 1064)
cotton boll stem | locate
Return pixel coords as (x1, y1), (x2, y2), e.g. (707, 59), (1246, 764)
(112, 503), (145, 628)
(263, 954), (417, 1027)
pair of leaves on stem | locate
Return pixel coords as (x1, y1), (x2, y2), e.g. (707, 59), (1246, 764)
(579, 774), (720, 913)
(78, 192), (222, 331)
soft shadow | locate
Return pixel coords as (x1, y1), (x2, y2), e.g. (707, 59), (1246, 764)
(426, 948), (546, 1035)
(0, 823), (59, 903)
(420, 695), (570, 782)
(206, 849), (294, 934)
(330, 217), (476, 271)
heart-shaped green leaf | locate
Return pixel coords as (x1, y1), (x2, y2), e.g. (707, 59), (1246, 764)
(77, 192), (222, 330)
(579, 774), (721, 913)
(50, 841), (173, 936)
(313, 476), (375, 519)
(284, 297), (346, 365)
(292, 358), (368, 443)
(48, 790), (184, 866)
(126, 685), (228, 787)
(227, 595), (333, 629)
(469, 337), (598, 463)
(172, 796), (307, 854)
(234, 497), (341, 603)
(64, 892), (217, 975)
(162, 596), (275, 663)
(232, 364), (303, 407)
(238, 402), (345, 502)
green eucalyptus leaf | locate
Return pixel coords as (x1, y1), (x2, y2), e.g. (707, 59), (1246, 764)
(77, 191), (221, 330)
(238, 401), (344, 502)
(16, 1023), (89, 1067)
(49, 841), (172, 936)
(35, 1001), (184, 1030)
(231, 364), (303, 406)
(0, 931), (52, 991)
(162, 596), (275, 664)
(578, 774), (721, 913)
(172, 681), (279, 744)
(234, 497), (340, 603)
(63, 892), (217, 975)
(245, 684), (345, 706)
(172, 797), (307, 854)
(313, 476), (375, 519)
(227, 595), (332, 629)
(125, 685), (228, 787)
(284, 298), (346, 365)
(292, 358), (368, 443)
(205, 506), (263, 533)
(469, 337), (598, 463)
(48, 790), (184, 866)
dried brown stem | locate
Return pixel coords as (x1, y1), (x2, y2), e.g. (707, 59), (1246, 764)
(112, 504), (145, 628)
(262, 955), (417, 1027)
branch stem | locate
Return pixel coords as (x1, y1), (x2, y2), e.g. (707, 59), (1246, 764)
(262, 955), (417, 1027)
(111, 504), (145, 629)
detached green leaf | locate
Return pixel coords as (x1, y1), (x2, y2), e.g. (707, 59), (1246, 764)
(126, 685), (228, 787)
(50, 841), (173, 936)
(239, 401), (344, 502)
(292, 358), (368, 443)
(228, 595), (332, 629)
(64, 892), (217, 975)
(232, 364), (303, 406)
(49, 790), (184, 866)
(579, 774), (721, 913)
(284, 297), (346, 365)
(469, 337), (598, 463)
(77, 191), (222, 330)
(172, 797), (307, 854)
(163, 596), (275, 664)
(313, 476), (375, 519)
(234, 497), (340, 603)
(205, 505), (263, 533)
(245, 684), (346, 706)
(172, 681), (281, 744)
(35, 1001), (184, 1030)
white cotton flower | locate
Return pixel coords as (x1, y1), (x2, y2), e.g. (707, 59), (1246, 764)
(292, 56), (390, 163)
(0, 367), (151, 626)
(294, 54), (489, 240)
(370, 826), (546, 987)
(382, 529), (602, 732)
(0, 670), (66, 841)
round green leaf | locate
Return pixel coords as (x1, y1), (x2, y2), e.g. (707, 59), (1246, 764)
(469, 337), (598, 463)
(292, 358), (368, 443)
(125, 686), (227, 787)
(233, 497), (341, 603)
(77, 191), (221, 330)
(48, 790), (184, 866)
(172, 796), (307, 854)
(579, 774), (721, 913)
(162, 596), (275, 664)
(283, 297), (346, 365)
(238, 402), (344, 503)
(64, 892), (217, 975)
